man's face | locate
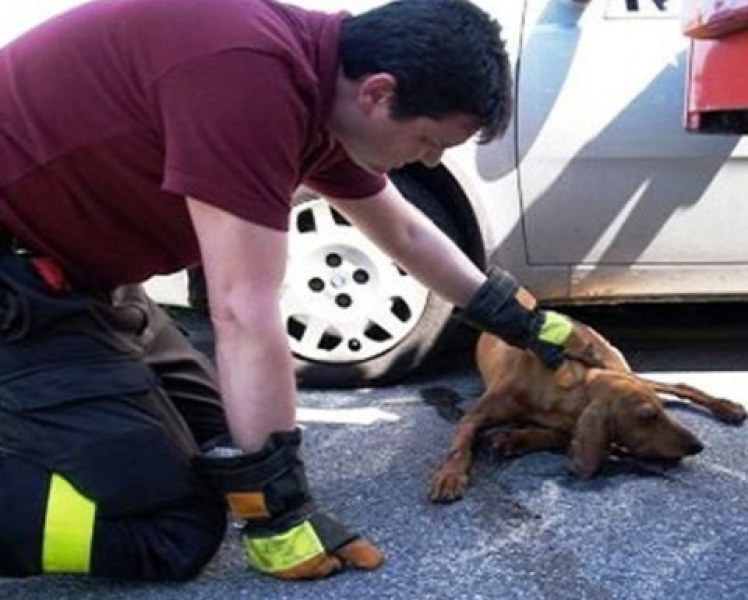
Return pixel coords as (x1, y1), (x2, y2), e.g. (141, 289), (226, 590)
(343, 111), (479, 175)
(332, 73), (480, 175)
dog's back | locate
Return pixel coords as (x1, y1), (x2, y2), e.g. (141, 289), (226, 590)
(474, 323), (630, 430)
(476, 321), (629, 383)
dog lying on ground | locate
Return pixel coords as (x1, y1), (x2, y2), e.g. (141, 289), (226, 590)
(429, 323), (747, 503)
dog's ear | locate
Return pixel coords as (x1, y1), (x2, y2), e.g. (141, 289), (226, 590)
(569, 396), (613, 478)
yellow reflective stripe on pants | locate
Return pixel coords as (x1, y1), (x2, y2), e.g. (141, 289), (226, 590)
(43, 473), (96, 573)
(538, 311), (573, 346)
(242, 520), (324, 573)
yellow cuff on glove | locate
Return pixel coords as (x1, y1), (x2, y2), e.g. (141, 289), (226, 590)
(242, 519), (384, 580)
(538, 310), (573, 346)
(243, 520), (326, 577)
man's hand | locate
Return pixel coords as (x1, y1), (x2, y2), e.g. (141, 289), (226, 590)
(558, 314), (607, 367)
(239, 510), (384, 580)
(458, 270), (606, 371)
(530, 310), (607, 370)
(195, 429), (384, 580)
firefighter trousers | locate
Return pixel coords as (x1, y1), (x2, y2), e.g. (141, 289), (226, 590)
(0, 255), (229, 580)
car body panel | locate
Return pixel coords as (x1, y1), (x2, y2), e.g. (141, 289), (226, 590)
(457, 0), (748, 302)
(520, 0), (748, 264)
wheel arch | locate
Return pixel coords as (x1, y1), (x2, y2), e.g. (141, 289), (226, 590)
(390, 162), (487, 272)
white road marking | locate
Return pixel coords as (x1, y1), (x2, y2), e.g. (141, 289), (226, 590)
(297, 406), (401, 425)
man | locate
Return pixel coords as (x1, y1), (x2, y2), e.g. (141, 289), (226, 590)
(0, 0), (593, 582)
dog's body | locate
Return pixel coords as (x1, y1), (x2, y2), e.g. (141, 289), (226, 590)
(429, 323), (747, 503)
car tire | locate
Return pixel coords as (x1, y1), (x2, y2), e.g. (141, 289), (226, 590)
(288, 171), (467, 388)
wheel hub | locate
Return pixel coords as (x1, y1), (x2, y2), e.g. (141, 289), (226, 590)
(329, 272), (347, 289)
(281, 199), (430, 363)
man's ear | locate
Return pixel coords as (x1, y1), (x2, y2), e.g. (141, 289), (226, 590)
(357, 73), (397, 113)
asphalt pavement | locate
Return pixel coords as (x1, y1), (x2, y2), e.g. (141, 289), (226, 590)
(4, 305), (748, 600)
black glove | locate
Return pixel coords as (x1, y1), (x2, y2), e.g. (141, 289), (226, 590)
(458, 270), (574, 369)
(194, 429), (384, 580)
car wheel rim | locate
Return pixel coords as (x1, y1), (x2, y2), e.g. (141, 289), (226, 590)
(282, 199), (430, 364)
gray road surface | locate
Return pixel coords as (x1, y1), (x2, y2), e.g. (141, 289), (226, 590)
(4, 304), (748, 600)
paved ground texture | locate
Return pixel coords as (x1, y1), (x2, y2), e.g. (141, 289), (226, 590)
(4, 306), (748, 599)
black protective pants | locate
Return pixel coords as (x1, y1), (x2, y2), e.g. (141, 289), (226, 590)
(0, 255), (229, 580)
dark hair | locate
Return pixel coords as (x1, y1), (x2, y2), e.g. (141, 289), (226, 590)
(339, 0), (512, 143)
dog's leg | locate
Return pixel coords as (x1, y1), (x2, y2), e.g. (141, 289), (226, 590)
(639, 378), (747, 424)
(488, 427), (570, 457)
(428, 392), (520, 503)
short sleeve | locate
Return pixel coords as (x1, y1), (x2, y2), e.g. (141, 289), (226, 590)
(156, 50), (308, 231)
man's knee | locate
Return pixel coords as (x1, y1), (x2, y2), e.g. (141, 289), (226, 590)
(0, 456), (227, 581)
(93, 494), (227, 581)
(158, 496), (228, 581)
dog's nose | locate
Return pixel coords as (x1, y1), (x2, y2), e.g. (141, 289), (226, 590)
(687, 439), (704, 455)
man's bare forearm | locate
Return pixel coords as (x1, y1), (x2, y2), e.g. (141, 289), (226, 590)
(328, 181), (486, 307)
(212, 310), (297, 453)
(377, 208), (485, 307)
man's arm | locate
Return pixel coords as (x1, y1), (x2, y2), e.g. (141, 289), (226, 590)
(187, 196), (386, 578)
(326, 180), (487, 307)
(186, 197), (296, 453)
(326, 181), (604, 371)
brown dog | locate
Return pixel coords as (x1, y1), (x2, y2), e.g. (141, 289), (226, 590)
(429, 323), (747, 503)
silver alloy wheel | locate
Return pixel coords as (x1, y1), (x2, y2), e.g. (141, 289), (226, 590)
(281, 198), (430, 363)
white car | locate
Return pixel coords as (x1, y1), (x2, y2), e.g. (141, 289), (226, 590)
(266, 0), (748, 387)
(7, 0), (748, 387)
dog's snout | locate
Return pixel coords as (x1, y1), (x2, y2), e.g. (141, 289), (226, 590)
(687, 439), (705, 455)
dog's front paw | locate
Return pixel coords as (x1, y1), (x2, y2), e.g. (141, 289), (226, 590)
(713, 400), (747, 424)
(429, 469), (469, 504)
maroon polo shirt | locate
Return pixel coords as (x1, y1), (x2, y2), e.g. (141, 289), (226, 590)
(0, 0), (385, 290)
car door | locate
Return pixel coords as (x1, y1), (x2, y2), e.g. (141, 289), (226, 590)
(516, 0), (748, 297)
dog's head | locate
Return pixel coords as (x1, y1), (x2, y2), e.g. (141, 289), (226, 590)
(569, 370), (704, 478)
